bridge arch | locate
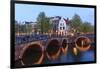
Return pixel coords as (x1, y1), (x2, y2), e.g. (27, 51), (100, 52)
(20, 42), (44, 65)
(46, 39), (61, 60)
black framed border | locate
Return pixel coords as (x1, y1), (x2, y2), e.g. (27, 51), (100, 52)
(10, 0), (97, 68)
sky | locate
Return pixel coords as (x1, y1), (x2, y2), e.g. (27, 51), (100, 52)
(15, 4), (95, 25)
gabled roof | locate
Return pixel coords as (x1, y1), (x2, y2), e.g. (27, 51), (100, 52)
(50, 16), (71, 25)
(63, 18), (71, 25)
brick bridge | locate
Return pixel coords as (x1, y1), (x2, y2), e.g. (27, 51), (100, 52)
(15, 34), (95, 67)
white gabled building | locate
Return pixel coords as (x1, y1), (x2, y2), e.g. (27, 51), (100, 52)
(58, 18), (68, 36)
(50, 16), (70, 36)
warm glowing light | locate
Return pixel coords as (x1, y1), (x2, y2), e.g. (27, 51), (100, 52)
(73, 47), (77, 56)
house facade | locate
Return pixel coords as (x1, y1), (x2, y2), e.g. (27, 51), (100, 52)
(50, 16), (70, 36)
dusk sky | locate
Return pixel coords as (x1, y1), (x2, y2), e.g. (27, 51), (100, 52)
(15, 4), (95, 25)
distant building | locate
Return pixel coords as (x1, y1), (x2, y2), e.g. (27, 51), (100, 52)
(50, 16), (70, 36)
(25, 21), (38, 34)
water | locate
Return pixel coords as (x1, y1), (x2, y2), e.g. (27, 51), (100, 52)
(44, 45), (95, 64)
(44, 33), (95, 64)
(80, 50), (94, 61)
(15, 45), (95, 67)
(15, 34), (95, 67)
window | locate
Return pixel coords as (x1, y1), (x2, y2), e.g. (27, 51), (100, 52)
(60, 23), (62, 26)
(60, 27), (62, 30)
(63, 27), (65, 30)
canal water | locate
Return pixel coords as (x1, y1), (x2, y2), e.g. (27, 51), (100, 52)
(15, 34), (95, 67)
(43, 34), (95, 64)
(43, 44), (95, 64)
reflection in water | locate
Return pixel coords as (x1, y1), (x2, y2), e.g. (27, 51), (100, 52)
(15, 44), (95, 67)
(15, 34), (95, 67)
(80, 51), (94, 61)
(44, 44), (94, 64)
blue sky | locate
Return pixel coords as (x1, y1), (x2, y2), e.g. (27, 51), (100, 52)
(15, 4), (94, 25)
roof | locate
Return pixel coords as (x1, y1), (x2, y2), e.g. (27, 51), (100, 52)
(63, 18), (71, 25)
(50, 16), (71, 25)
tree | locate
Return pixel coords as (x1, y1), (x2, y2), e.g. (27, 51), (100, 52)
(37, 12), (45, 34)
(15, 21), (22, 33)
(43, 17), (52, 33)
(26, 24), (32, 33)
(79, 22), (94, 33)
(71, 14), (82, 32)
(15, 20), (19, 33)
(15, 20), (32, 34)
(37, 12), (52, 34)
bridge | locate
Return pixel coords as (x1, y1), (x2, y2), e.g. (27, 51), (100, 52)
(15, 33), (95, 67)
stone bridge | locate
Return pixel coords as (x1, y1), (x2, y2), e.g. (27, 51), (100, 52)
(15, 34), (95, 67)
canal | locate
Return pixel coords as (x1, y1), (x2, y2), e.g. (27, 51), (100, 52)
(43, 43), (95, 64)
(15, 34), (95, 67)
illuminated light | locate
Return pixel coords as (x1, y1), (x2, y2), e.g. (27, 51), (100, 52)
(73, 47), (78, 56)
(62, 45), (68, 55)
